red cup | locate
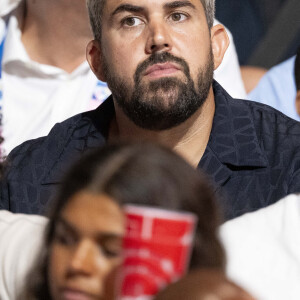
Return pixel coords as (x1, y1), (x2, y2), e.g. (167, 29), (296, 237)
(117, 205), (198, 300)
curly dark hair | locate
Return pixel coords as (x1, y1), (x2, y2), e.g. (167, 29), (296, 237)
(21, 141), (225, 299)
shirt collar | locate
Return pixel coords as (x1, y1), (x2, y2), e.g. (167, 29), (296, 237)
(0, 0), (19, 17)
(42, 83), (268, 186)
(40, 97), (115, 185)
(101, 86), (268, 169)
(198, 81), (268, 187)
(2, 13), (28, 65)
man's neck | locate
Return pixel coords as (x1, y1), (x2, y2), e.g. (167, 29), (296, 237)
(18, 0), (92, 73)
(111, 88), (215, 167)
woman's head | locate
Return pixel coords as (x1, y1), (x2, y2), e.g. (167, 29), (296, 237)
(48, 192), (125, 300)
(25, 141), (224, 299)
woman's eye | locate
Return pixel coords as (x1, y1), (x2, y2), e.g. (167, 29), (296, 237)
(55, 232), (76, 246)
(103, 248), (122, 258)
(100, 244), (122, 258)
(170, 13), (187, 22)
(122, 17), (143, 27)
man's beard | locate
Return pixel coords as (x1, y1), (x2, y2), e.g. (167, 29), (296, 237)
(103, 50), (214, 131)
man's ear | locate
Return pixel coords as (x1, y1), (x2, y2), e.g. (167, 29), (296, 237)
(295, 90), (300, 116)
(86, 40), (107, 82)
(210, 24), (229, 71)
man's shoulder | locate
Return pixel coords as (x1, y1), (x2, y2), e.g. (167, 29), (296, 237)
(225, 90), (300, 137)
(0, 98), (110, 213)
(6, 107), (109, 182)
(0, 111), (103, 213)
(213, 82), (300, 169)
(208, 84), (300, 219)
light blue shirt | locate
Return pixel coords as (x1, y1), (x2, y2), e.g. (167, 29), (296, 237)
(248, 56), (298, 121)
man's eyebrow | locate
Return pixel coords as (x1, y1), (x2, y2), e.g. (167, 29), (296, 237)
(164, 0), (196, 10)
(111, 4), (145, 16)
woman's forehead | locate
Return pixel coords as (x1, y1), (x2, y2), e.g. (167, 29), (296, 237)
(59, 191), (125, 236)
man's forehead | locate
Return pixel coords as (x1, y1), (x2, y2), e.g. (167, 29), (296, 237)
(103, 0), (204, 13)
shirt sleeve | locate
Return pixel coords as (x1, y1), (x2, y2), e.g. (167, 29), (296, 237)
(0, 211), (47, 300)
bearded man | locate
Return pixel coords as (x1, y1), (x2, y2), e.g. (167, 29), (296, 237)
(2, 0), (300, 220)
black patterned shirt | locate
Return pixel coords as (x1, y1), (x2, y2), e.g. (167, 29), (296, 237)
(2, 81), (300, 220)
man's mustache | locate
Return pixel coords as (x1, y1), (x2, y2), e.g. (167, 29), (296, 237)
(134, 52), (191, 83)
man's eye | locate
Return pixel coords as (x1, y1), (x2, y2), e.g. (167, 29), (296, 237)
(122, 17), (143, 27)
(170, 13), (187, 22)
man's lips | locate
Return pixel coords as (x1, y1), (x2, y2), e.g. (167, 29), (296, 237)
(143, 62), (182, 79)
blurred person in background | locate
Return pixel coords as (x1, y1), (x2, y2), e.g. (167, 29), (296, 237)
(154, 269), (256, 300)
(0, 0), (18, 15)
(213, 19), (246, 99)
(0, 142), (224, 300)
(248, 47), (300, 121)
(0, 0), (110, 154)
(220, 193), (300, 300)
(0, 211), (47, 300)
(294, 47), (300, 116)
(240, 65), (267, 94)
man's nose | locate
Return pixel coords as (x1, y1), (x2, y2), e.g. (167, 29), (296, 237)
(145, 19), (173, 54)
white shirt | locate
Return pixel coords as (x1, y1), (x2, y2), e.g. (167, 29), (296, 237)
(3, 196), (299, 300)
(0, 12), (110, 154)
(0, 0), (19, 16)
(220, 194), (300, 300)
(0, 210), (47, 300)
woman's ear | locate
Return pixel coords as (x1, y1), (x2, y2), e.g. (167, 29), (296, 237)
(86, 40), (107, 82)
(210, 24), (230, 71)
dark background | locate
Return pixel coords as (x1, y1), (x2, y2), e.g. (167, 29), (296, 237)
(215, 0), (300, 68)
